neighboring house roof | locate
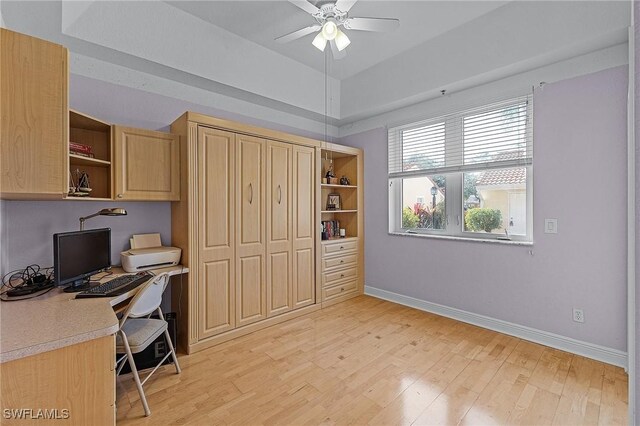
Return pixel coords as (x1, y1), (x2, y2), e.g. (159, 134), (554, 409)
(475, 151), (526, 186)
(476, 167), (526, 186)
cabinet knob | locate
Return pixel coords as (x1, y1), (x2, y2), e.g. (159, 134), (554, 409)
(340, 274), (344, 278)
(340, 260), (344, 263)
(339, 246), (344, 250)
(341, 287), (345, 292)
(117, 194), (123, 198)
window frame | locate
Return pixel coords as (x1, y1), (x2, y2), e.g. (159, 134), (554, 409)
(388, 96), (533, 243)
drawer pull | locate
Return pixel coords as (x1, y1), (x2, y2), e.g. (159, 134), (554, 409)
(340, 260), (344, 263)
(341, 287), (345, 292)
(340, 274), (344, 278)
(340, 246), (344, 250)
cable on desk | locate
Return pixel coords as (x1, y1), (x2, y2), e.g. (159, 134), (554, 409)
(0, 264), (55, 301)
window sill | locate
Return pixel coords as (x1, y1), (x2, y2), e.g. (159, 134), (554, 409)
(389, 231), (533, 246)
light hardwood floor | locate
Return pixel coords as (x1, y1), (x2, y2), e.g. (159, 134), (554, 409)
(116, 296), (628, 425)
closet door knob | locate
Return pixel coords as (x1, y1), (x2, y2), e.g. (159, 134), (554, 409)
(249, 183), (253, 204)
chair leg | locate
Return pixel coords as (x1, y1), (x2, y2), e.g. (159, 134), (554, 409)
(164, 328), (181, 374)
(122, 335), (151, 417)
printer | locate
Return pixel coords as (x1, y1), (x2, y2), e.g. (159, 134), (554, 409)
(120, 233), (182, 273)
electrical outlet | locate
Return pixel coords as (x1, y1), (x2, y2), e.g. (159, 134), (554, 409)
(573, 308), (584, 323)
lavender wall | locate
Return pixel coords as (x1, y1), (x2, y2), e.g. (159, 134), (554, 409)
(1, 201), (171, 272)
(341, 66), (629, 351)
(634, 0), (639, 416)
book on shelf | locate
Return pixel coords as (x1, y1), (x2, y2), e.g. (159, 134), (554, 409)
(321, 220), (340, 240)
(69, 142), (93, 154)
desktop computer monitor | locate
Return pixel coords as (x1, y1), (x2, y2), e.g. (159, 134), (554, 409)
(53, 228), (111, 292)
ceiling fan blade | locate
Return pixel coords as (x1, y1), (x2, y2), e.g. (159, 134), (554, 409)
(343, 17), (400, 32)
(334, 0), (358, 13)
(330, 39), (346, 60)
(275, 25), (321, 43)
(288, 0), (320, 15)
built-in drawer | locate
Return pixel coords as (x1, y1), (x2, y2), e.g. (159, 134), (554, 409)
(323, 266), (358, 287)
(322, 253), (357, 272)
(323, 280), (357, 300)
(322, 239), (358, 257)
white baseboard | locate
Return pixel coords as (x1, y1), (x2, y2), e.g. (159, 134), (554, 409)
(365, 285), (627, 369)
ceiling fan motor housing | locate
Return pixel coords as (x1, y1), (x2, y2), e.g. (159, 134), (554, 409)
(314, 3), (348, 25)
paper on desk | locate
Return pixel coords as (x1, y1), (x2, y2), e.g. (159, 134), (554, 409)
(131, 233), (162, 249)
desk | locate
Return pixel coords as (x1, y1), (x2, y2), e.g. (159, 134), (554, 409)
(0, 265), (188, 425)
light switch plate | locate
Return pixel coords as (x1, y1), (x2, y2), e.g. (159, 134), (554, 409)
(544, 219), (558, 234)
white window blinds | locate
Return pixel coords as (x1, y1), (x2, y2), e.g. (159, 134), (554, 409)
(388, 95), (533, 178)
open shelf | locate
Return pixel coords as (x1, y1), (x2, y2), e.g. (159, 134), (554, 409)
(321, 210), (358, 214)
(69, 110), (113, 199)
(69, 154), (111, 168)
(321, 184), (357, 189)
(321, 236), (358, 243)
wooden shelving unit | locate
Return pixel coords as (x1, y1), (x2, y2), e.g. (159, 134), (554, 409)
(68, 110), (113, 200)
(320, 148), (361, 240)
(317, 143), (364, 306)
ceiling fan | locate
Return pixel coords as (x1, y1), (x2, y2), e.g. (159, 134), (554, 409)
(275, 0), (400, 59)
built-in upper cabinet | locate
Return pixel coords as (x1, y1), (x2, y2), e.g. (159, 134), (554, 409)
(1, 28), (69, 199)
(68, 114), (180, 202)
(1, 28), (180, 202)
(113, 126), (180, 201)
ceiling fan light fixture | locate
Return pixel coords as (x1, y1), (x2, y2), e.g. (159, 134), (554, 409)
(312, 32), (327, 51)
(334, 29), (351, 51)
(321, 19), (338, 41)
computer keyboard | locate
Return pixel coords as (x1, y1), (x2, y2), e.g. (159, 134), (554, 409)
(75, 272), (152, 298)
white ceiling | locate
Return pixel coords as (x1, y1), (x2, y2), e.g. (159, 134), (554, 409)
(167, 1), (508, 80)
(0, 0), (631, 135)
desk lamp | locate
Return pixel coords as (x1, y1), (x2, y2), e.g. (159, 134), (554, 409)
(79, 208), (127, 231)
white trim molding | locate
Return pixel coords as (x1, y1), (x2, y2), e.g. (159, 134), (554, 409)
(365, 285), (627, 369)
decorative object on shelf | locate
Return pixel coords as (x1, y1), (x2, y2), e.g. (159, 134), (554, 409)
(68, 171), (76, 195)
(326, 193), (341, 210)
(325, 162), (338, 184)
(322, 178), (328, 184)
(340, 175), (350, 185)
(77, 171), (92, 193)
(78, 208), (127, 231)
(68, 169), (91, 197)
(339, 228), (346, 238)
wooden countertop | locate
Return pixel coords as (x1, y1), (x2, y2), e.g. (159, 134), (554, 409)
(0, 265), (188, 363)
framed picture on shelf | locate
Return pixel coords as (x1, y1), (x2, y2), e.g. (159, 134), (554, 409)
(326, 193), (341, 210)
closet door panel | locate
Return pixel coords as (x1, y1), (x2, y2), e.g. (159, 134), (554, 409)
(267, 251), (290, 316)
(238, 137), (263, 245)
(266, 141), (293, 317)
(236, 134), (266, 327)
(292, 145), (315, 308)
(197, 127), (235, 339)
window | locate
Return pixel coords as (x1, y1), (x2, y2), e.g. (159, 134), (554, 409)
(388, 96), (533, 241)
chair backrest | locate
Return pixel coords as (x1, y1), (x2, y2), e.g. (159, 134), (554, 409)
(120, 273), (170, 325)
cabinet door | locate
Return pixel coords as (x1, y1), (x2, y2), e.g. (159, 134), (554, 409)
(266, 141), (293, 317)
(1, 29), (68, 199)
(236, 134), (266, 327)
(114, 126), (180, 201)
(292, 145), (315, 308)
(198, 127), (235, 339)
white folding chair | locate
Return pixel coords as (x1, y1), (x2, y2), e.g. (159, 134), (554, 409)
(115, 272), (181, 416)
